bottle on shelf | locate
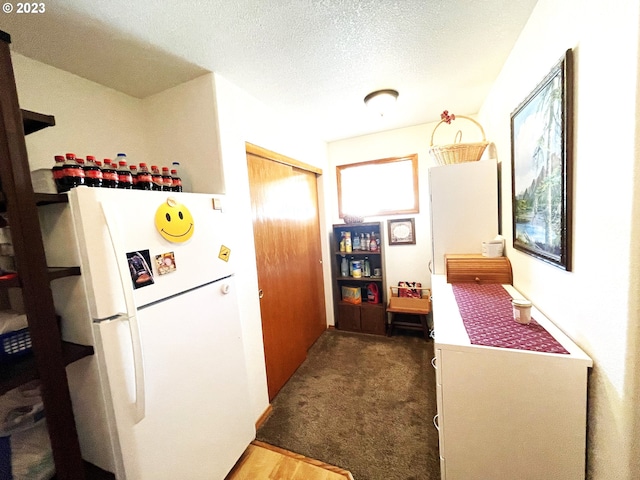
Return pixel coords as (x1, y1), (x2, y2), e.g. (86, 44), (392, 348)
(129, 164), (138, 189)
(339, 232), (346, 253)
(360, 233), (365, 251)
(84, 155), (103, 187)
(62, 152), (85, 190)
(161, 167), (173, 192)
(345, 232), (352, 253)
(117, 160), (133, 189)
(170, 168), (182, 192)
(150, 165), (163, 191)
(52, 155), (66, 192)
(353, 232), (361, 251)
(101, 159), (118, 188)
(364, 233), (370, 251)
(136, 163), (153, 190)
(348, 256), (355, 276)
(171, 161), (189, 192)
(340, 256), (348, 277)
(363, 257), (371, 277)
(370, 232), (378, 252)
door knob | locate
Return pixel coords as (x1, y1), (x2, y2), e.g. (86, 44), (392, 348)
(258, 289), (264, 299)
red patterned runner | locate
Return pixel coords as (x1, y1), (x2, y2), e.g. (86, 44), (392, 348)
(451, 283), (569, 354)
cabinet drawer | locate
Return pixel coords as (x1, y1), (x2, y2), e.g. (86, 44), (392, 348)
(445, 254), (512, 284)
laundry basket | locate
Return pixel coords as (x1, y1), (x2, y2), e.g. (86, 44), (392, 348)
(429, 115), (489, 165)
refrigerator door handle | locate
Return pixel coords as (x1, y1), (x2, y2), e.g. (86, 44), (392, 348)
(101, 202), (147, 424)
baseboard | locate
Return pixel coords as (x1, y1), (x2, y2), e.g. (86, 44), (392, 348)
(255, 404), (273, 430)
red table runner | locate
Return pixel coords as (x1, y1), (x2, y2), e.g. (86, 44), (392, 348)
(451, 283), (569, 354)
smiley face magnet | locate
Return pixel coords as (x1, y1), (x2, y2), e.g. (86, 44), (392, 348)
(154, 197), (195, 243)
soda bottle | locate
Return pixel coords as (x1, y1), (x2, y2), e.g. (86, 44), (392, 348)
(136, 163), (153, 190)
(129, 164), (138, 189)
(117, 160), (133, 189)
(170, 168), (182, 192)
(150, 165), (163, 191)
(52, 155), (66, 192)
(84, 155), (103, 187)
(62, 153), (85, 189)
(101, 159), (118, 188)
(171, 161), (190, 192)
(161, 167), (173, 191)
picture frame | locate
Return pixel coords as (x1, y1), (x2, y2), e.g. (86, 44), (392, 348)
(510, 49), (573, 270)
(388, 218), (416, 245)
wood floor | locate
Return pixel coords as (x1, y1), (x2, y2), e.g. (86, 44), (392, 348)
(225, 440), (354, 480)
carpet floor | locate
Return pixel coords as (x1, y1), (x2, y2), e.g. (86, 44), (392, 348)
(256, 329), (440, 480)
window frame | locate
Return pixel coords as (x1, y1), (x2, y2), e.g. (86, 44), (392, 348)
(336, 154), (419, 218)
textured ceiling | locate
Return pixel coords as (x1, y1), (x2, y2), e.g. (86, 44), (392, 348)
(0, 1), (538, 142)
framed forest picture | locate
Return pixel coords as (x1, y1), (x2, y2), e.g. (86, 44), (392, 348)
(510, 49), (574, 270)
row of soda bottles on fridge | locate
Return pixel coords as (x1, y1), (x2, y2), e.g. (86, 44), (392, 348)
(52, 152), (184, 192)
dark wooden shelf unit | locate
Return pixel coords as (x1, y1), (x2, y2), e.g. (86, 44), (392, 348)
(22, 108), (55, 135)
(0, 29), (90, 479)
(0, 267), (81, 288)
(336, 275), (383, 282)
(331, 222), (386, 335)
(34, 192), (68, 205)
(0, 342), (94, 396)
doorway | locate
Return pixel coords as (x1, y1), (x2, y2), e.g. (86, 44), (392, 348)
(246, 143), (326, 400)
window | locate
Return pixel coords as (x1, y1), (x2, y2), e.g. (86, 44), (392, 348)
(337, 154), (419, 217)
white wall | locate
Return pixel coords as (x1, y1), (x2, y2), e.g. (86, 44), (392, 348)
(327, 123), (439, 292)
(13, 53), (148, 170)
(478, 0), (640, 478)
(142, 73), (224, 194)
(213, 72), (331, 420)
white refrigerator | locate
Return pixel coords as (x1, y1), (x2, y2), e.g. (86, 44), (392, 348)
(41, 187), (255, 479)
(428, 159), (499, 274)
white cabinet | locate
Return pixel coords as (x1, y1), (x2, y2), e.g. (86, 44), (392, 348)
(429, 159), (498, 275)
(431, 275), (592, 480)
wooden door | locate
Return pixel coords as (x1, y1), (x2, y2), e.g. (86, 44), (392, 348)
(247, 145), (326, 400)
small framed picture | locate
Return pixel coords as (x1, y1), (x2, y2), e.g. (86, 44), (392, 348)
(388, 218), (416, 245)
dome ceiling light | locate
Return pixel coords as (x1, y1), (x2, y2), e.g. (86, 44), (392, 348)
(364, 89), (399, 116)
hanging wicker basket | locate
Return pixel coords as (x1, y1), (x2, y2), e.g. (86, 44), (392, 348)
(429, 115), (489, 165)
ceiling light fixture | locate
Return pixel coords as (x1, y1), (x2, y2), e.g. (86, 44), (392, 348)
(364, 89), (399, 116)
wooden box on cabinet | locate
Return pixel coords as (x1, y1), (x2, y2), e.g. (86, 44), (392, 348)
(331, 222), (386, 335)
(444, 254), (512, 284)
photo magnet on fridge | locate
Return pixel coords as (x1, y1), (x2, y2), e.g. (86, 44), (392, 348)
(127, 250), (154, 289)
(155, 252), (177, 275)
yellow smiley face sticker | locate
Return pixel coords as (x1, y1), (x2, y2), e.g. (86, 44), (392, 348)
(154, 197), (195, 243)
